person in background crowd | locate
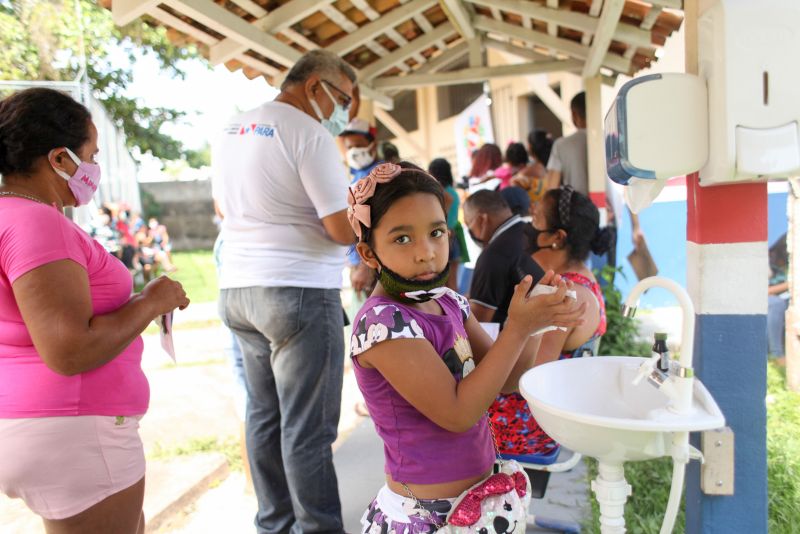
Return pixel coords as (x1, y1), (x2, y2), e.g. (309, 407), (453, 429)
(467, 143), (503, 186)
(768, 233), (789, 363)
(499, 186), (531, 220)
(428, 158), (469, 291)
(212, 49), (356, 534)
(490, 186), (611, 458)
(511, 129), (553, 204)
(463, 190), (545, 324)
(494, 142), (529, 190)
(378, 141), (400, 164)
(0, 87), (189, 534)
(340, 118), (380, 301)
(545, 91), (644, 281)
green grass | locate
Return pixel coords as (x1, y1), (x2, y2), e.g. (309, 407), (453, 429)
(149, 436), (243, 472)
(583, 361), (800, 533)
(766, 364), (800, 533)
(169, 250), (218, 303)
(133, 250), (218, 303)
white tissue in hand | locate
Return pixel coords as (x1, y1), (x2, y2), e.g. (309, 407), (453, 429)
(530, 284), (577, 336)
(529, 283), (577, 300)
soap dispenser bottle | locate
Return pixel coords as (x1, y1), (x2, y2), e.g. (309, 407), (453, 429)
(653, 332), (670, 373)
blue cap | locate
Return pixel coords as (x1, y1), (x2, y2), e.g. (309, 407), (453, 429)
(500, 186), (531, 217)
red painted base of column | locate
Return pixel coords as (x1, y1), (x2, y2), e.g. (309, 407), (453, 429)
(686, 173), (768, 245)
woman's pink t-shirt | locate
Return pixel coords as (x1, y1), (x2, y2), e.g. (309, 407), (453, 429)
(0, 198), (147, 418)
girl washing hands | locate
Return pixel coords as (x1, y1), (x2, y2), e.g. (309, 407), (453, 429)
(347, 162), (584, 533)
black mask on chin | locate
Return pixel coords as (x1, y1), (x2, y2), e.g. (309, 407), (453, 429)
(468, 229), (484, 249)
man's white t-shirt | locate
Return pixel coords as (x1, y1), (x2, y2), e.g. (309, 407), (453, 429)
(212, 101), (349, 289)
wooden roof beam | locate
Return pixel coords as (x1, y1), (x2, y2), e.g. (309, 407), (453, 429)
(328, 0), (438, 55)
(439, 0), (477, 40)
(164, 0), (303, 67)
(360, 22), (455, 80)
(465, 0), (653, 49)
(209, 0), (333, 64)
(582, 0), (603, 45)
(582, 0), (625, 78)
(145, 5), (282, 77)
(484, 38), (556, 63)
(473, 15), (631, 74)
(112, 0), (160, 26)
(372, 59), (583, 90)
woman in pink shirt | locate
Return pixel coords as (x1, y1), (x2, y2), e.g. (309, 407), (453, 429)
(0, 88), (189, 533)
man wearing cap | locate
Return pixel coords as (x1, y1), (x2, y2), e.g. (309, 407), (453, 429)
(340, 119), (381, 299)
(340, 117), (380, 182)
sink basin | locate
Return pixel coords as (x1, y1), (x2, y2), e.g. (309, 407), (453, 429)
(519, 356), (725, 463)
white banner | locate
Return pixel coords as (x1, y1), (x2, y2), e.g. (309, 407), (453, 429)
(454, 95), (495, 181)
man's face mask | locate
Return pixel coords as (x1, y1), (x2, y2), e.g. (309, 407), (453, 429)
(309, 81), (349, 137)
(346, 144), (375, 170)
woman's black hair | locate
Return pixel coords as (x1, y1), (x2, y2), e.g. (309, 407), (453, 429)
(505, 142), (529, 167)
(0, 88), (92, 176)
(427, 157), (453, 188)
(542, 187), (613, 262)
(527, 129), (553, 165)
(359, 161), (445, 243)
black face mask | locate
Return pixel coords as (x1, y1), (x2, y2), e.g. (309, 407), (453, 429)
(527, 226), (558, 254)
(468, 229), (484, 249)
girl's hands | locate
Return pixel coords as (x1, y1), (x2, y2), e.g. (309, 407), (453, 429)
(141, 275), (190, 317)
(506, 271), (585, 337)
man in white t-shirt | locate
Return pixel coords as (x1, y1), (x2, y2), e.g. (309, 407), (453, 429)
(546, 92), (644, 279)
(213, 50), (356, 534)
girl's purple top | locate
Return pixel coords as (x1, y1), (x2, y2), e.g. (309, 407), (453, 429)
(350, 289), (495, 484)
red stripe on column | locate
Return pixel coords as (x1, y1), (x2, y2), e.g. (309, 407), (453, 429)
(686, 173), (768, 244)
(589, 192), (606, 208)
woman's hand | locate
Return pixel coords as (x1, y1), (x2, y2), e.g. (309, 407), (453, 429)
(505, 273), (585, 337)
(141, 275), (190, 317)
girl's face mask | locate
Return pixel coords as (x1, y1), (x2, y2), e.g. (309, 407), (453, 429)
(50, 147), (101, 206)
(373, 252), (450, 304)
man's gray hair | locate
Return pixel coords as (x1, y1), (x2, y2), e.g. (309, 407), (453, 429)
(281, 50), (357, 90)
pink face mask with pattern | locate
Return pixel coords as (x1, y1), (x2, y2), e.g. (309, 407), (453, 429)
(50, 147), (101, 206)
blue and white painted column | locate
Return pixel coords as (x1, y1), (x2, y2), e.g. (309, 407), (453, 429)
(684, 177), (769, 533)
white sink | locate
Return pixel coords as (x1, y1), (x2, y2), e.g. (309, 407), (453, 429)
(519, 356), (725, 463)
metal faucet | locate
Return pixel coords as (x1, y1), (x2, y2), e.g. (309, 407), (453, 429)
(623, 276), (696, 414)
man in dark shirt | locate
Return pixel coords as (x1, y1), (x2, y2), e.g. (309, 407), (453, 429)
(463, 190), (544, 324)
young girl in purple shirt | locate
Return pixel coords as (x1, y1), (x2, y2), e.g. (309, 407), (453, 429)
(347, 162), (583, 533)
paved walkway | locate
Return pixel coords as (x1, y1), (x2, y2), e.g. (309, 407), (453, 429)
(0, 299), (592, 533)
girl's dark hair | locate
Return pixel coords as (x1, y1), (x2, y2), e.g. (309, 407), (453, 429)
(360, 161), (445, 243)
(527, 129), (553, 165)
(541, 187), (613, 262)
(0, 88), (92, 176)
(505, 142), (529, 167)
(427, 157), (453, 188)
(469, 143), (502, 178)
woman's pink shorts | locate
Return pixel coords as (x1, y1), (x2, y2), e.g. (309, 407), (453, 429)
(0, 414), (145, 520)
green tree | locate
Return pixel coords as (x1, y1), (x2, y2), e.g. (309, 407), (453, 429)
(0, 0), (199, 161)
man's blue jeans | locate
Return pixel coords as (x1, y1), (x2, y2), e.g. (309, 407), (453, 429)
(220, 287), (345, 534)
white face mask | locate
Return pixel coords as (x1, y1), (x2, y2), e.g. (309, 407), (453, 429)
(346, 145), (375, 170)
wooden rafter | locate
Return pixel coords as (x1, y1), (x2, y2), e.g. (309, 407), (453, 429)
(465, 0), (653, 50)
(582, 0), (625, 77)
(473, 15), (631, 74)
(372, 59), (583, 90)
